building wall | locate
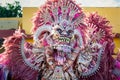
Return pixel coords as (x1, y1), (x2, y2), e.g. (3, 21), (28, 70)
(22, 7), (38, 34)
(0, 18), (22, 28)
(23, 7), (120, 53)
(114, 38), (120, 54)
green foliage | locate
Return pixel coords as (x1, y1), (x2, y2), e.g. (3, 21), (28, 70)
(0, 1), (22, 17)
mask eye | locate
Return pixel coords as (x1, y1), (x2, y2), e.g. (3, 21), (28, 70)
(57, 28), (62, 33)
(67, 30), (73, 35)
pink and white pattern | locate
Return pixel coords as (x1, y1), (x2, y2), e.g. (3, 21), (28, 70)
(0, 0), (120, 80)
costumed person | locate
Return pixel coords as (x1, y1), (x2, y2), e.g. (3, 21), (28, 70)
(0, 0), (120, 80)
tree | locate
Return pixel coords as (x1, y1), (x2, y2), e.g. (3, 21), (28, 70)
(0, 1), (22, 17)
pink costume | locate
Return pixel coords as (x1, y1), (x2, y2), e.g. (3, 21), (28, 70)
(0, 0), (120, 80)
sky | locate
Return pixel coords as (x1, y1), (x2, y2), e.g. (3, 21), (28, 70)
(0, 0), (120, 7)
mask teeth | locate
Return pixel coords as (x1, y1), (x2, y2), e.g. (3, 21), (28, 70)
(58, 37), (70, 43)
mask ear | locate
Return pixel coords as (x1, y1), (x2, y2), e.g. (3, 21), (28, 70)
(74, 29), (83, 47)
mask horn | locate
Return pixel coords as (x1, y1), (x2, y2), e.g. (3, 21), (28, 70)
(33, 25), (52, 42)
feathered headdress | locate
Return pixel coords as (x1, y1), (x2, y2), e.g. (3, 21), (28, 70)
(32, 0), (85, 33)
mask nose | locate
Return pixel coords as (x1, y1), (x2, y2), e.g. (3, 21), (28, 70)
(61, 31), (67, 36)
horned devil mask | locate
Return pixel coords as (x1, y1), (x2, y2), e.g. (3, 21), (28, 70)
(0, 0), (116, 80)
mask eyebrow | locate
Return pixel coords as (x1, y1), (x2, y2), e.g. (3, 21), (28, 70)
(66, 26), (73, 31)
(54, 25), (64, 32)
